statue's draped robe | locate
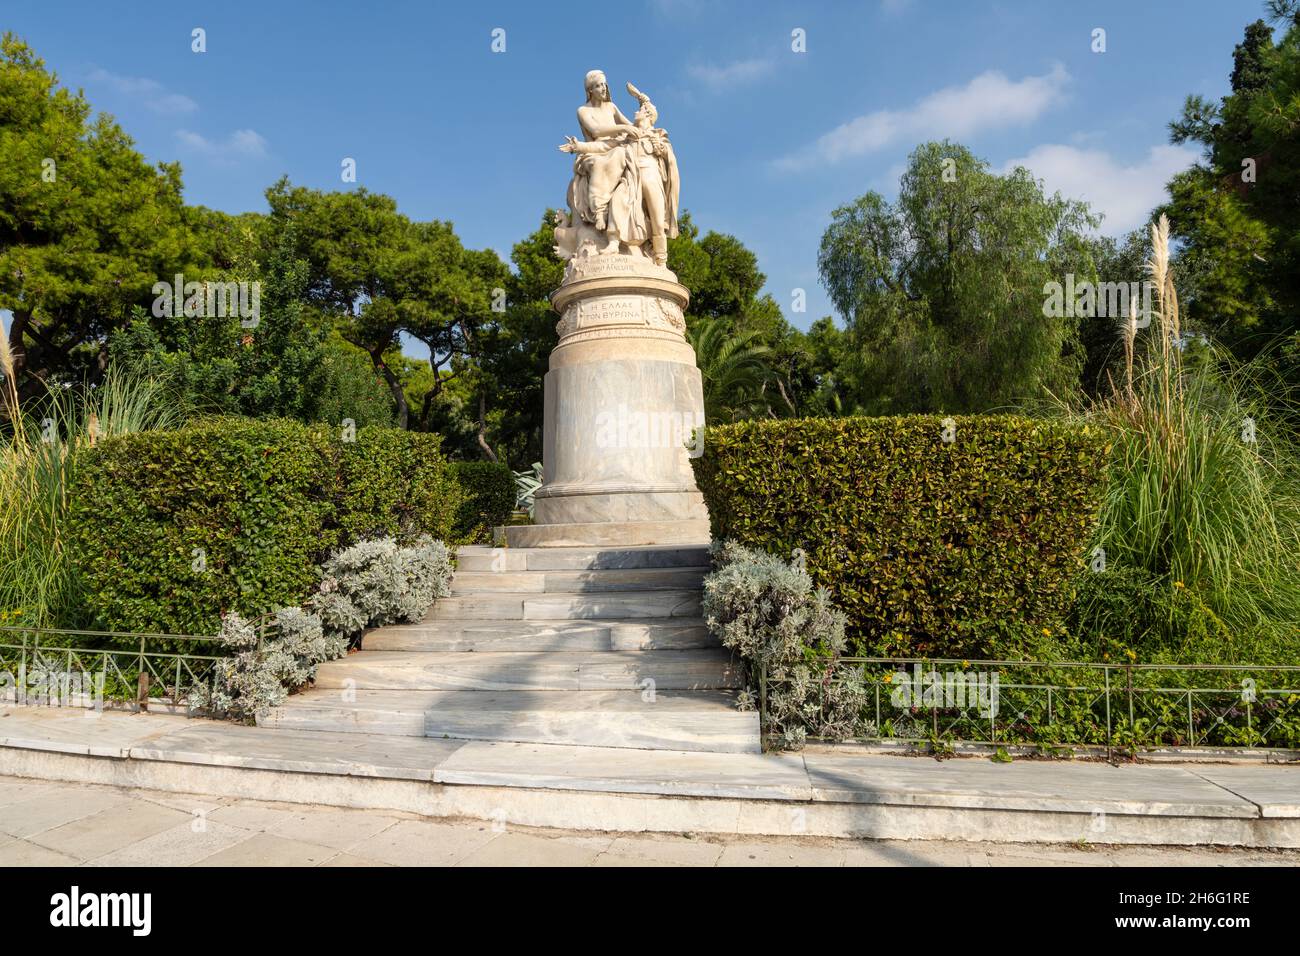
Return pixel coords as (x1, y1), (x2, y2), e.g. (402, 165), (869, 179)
(568, 142), (646, 244)
(567, 127), (681, 248)
(642, 133), (680, 239)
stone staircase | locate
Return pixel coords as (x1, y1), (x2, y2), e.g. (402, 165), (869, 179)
(257, 544), (759, 754)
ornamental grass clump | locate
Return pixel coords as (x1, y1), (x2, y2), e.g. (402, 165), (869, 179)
(1073, 215), (1300, 660)
(702, 540), (865, 750)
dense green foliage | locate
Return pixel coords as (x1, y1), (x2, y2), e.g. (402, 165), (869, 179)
(265, 179), (510, 432)
(1164, 9), (1300, 354)
(692, 416), (1109, 658)
(1064, 216), (1300, 665)
(448, 461), (517, 543)
(66, 418), (458, 636)
(334, 426), (460, 545)
(0, 34), (198, 402)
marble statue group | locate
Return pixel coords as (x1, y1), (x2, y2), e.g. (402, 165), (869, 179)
(506, 69), (707, 548)
(554, 70), (681, 267)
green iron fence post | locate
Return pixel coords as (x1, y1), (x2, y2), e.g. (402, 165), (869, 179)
(1104, 666), (1112, 761)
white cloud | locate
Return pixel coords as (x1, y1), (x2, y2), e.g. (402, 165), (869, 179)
(87, 68), (197, 114)
(175, 128), (269, 160)
(687, 57), (774, 92)
(1000, 143), (1198, 234)
(777, 64), (1069, 170)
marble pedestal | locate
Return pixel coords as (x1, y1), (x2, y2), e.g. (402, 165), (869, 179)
(503, 255), (710, 548)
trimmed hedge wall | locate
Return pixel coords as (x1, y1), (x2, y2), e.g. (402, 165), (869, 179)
(691, 416), (1109, 658)
(67, 418), (460, 636)
(336, 427), (460, 544)
(448, 461), (517, 543)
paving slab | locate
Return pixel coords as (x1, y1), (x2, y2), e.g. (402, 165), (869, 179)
(1189, 765), (1300, 818)
(124, 788), (229, 816)
(321, 852), (394, 867)
(196, 832), (337, 866)
(716, 841), (848, 867)
(26, 799), (193, 859)
(0, 838), (82, 865)
(802, 753), (1261, 817)
(266, 807), (402, 851)
(843, 841), (972, 867)
(344, 818), (501, 866)
(593, 834), (726, 867)
(0, 777), (64, 807)
(433, 741), (811, 800)
(452, 830), (612, 866)
(0, 784), (130, 837)
(207, 803), (304, 832)
(86, 819), (256, 866)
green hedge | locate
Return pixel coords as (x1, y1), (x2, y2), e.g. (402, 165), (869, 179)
(691, 416), (1109, 658)
(336, 427), (460, 544)
(67, 418), (459, 637)
(448, 461), (516, 543)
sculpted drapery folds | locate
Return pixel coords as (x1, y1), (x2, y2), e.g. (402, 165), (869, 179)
(555, 70), (680, 266)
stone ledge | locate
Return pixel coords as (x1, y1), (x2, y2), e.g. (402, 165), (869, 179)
(3, 706), (1298, 845)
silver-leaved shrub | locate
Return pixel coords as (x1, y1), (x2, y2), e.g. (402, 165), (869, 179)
(192, 537), (454, 721)
(188, 612), (292, 720)
(702, 540), (865, 750)
(309, 536), (453, 639)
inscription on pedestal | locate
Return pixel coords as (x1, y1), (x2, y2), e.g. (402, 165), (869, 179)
(563, 254), (673, 284)
(579, 297), (644, 325)
(556, 292), (691, 341)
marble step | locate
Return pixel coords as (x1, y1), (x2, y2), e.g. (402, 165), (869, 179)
(433, 741), (809, 800)
(257, 689), (759, 753)
(364, 618), (716, 652)
(455, 544), (710, 573)
(313, 649), (741, 691)
(502, 520), (709, 548)
(425, 589), (703, 622)
(450, 566), (709, 594)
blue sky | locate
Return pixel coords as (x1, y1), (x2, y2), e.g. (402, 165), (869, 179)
(2, 0), (1271, 353)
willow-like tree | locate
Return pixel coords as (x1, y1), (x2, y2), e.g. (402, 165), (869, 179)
(818, 140), (1098, 414)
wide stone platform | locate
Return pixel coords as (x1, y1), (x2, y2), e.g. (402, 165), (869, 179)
(1, 707), (1297, 846)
